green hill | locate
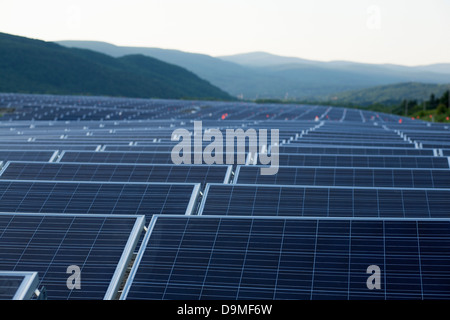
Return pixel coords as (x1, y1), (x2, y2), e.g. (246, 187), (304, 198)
(330, 82), (450, 106)
(0, 33), (233, 100)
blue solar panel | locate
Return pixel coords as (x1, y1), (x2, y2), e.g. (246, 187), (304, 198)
(121, 216), (450, 300)
(278, 145), (434, 156)
(59, 151), (248, 165)
(267, 154), (449, 168)
(0, 162), (232, 185)
(199, 184), (450, 218)
(0, 144), (99, 151)
(0, 213), (145, 300)
(0, 150), (57, 162)
(287, 141), (414, 148)
(0, 180), (200, 221)
(235, 166), (450, 188)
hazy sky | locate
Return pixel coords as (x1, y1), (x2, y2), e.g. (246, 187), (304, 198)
(1, 0), (449, 66)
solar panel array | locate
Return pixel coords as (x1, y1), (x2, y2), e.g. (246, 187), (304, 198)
(1, 92), (450, 300)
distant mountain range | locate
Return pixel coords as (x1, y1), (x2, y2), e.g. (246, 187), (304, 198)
(58, 41), (450, 101)
(0, 33), (232, 100)
(1, 32), (449, 104)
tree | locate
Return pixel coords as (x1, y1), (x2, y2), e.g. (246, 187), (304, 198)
(440, 90), (449, 109)
(436, 103), (448, 115)
(429, 93), (437, 109)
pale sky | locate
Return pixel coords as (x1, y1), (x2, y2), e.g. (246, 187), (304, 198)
(1, 0), (449, 66)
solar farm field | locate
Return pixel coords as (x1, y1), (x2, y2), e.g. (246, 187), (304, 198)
(1, 93), (450, 300)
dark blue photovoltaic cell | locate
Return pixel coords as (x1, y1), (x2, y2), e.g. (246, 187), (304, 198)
(0, 213), (144, 300)
(235, 166), (450, 188)
(200, 184), (450, 218)
(122, 216), (450, 300)
(0, 181), (198, 220)
(0, 162), (230, 185)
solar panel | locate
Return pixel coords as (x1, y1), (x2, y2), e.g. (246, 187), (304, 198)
(0, 150), (58, 162)
(0, 180), (200, 221)
(234, 166), (450, 188)
(278, 145), (435, 156)
(199, 184), (450, 218)
(59, 151), (249, 165)
(0, 144), (99, 151)
(287, 141), (414, 148)
(0, 213), (145, 300)
(268, 154), (449, 168)
(121, 216), (450, 300)
(0, 271), (39, 300)
(104, 145), (177, 152)
(0, 162), (232, 186)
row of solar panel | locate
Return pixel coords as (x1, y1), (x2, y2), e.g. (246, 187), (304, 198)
(0, 161), (448, 226)
(0, 156), (449, 300)
(1, 95), (449, 299)
(1, 144), (445, 156)
(1, 162), (450, 189)
(3, 150), (448, 168)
